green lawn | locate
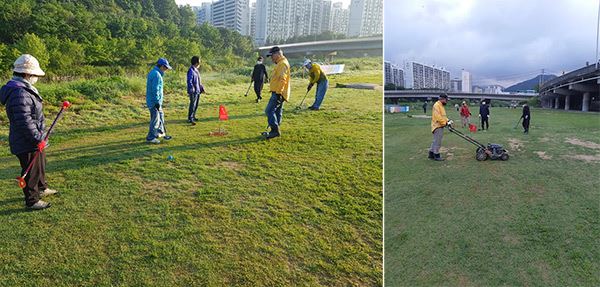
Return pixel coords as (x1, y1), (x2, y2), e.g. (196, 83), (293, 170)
(0, 63), (382, 286)
(385, 105), (600, 286)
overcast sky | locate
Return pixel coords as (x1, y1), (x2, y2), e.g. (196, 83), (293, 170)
(385, 0), (598, 86)
(175, 0), (351, 9)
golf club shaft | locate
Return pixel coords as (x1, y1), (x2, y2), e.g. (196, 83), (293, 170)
(21, 106), (66, 178)
(245, 81), (252, 96)
(514, 118), (522, 128)
(43, 106), (66, 141)
(297, 90), (310, 108)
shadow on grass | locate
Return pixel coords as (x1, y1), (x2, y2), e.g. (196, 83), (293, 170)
(0, 197), (28, 217)
(65, 122), (147, 135)
(0, 136), (264, 178)
(0, 197), (21, 206)
(0, 207), (30, 216)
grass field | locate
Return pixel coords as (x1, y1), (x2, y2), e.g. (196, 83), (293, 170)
(0, 61), (382, 286)
(385, 105), (600, 286)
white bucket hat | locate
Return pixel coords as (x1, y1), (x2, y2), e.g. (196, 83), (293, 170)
(13, 54), (45, 76)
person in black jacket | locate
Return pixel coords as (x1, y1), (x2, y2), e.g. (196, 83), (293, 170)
(478, 100), (490, 131)
(521, 103), (530, 134)
(0, 55), (58, 210)
(251, 56), (268, 103)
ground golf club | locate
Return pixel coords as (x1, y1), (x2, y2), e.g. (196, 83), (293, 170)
(243, 81), (252, 97)
(17, 101), (71, 188)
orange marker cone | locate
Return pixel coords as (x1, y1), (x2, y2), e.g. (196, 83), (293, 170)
(219, 105), (228, 121)
(469, 123), (477, 133)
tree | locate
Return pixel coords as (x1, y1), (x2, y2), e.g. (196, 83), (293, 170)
(16, 33), (50, 69)
(0, 0), (34, 44)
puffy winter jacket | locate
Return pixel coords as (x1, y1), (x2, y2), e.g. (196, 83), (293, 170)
(0, 78), (45, 155)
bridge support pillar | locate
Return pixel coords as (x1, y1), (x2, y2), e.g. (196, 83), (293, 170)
(554, 97), (560, 109)
(582, 92), (590, 112)
(564, 94), (570, 111)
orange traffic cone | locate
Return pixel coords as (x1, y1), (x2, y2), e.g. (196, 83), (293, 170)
(219, 105), (228, 121)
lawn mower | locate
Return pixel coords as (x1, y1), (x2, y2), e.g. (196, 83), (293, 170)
(447, 124), (509, 161)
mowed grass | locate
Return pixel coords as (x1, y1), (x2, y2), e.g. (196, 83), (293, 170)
(385, 105), (600, 286)
(0, 64), (382, 286)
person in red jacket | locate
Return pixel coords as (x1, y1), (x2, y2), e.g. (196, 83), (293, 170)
(459, 101), (471, 128)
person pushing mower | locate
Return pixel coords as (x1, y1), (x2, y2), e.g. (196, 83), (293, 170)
(303, 59), (329, 110)
(250, 56), (268, 103)
(428, 94), (453, 161)
(0, 54), (60, 210)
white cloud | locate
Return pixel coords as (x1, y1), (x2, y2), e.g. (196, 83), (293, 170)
(385, 0), (598, 86)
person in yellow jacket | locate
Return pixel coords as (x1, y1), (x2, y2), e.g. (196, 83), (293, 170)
(429, 94), (453, 161)
(303, 59), (329, 110)
(263, 46), (291, 139)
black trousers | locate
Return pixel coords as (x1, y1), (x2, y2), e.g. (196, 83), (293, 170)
(481, 116), (489, 130)
(253, 81), (263, 99)
(522, 118), (530, 132)
(16, 151), (47, 206)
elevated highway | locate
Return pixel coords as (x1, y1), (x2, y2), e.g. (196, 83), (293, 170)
(258, 37), (382, 57)
(384, 90), (536, 102)
(539, 64), (600, 112)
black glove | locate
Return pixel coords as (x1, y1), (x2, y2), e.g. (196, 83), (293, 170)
(154, 104), (160, 110)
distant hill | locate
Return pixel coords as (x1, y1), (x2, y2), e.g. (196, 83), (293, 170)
(504, 74), (557, 92)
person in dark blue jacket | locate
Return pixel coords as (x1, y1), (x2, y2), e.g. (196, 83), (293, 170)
(146, 58), (172, 143)
(478, 100), (490, 131)
(0, 54), (58, 210)
(251, 56), (268, 103)
(521, 103), (530, 134)
(187, 56), (204, 125)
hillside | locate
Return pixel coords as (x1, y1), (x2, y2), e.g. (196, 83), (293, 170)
(0, 0), (255, 77)
(504, 74), (557, 92)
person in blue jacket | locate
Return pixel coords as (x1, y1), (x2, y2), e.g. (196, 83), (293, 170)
(146, 58), (172, 143)
(187, 56), (205, 125)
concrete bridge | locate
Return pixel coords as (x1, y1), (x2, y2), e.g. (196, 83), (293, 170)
(384, 90), (536, 102)
(258, 37), (382, 57)
(539, 64), (600, 112)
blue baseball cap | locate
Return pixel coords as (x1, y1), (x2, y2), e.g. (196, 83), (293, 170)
(157, 58), (172, 69)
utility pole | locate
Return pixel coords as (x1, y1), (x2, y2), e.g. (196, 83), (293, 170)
(597, 0), (600, 68)
(539, 68), (545, 89)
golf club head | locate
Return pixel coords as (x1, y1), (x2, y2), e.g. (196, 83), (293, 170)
(16, 176), (26, 188)
(62, 101), (72, 109)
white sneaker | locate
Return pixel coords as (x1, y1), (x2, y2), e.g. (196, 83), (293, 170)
(147, 138), (160, 144)
(40, 188), (58, 197)
(27, 200), (51, 210)
(158, 133), (166, 138)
